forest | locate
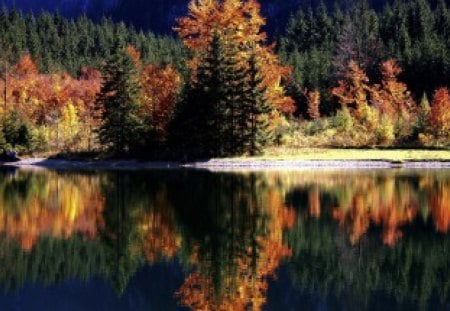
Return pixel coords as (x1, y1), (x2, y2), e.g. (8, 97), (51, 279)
(0, 0), (449, 159)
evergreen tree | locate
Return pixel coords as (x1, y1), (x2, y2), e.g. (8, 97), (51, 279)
(96, 47), (143, 155)
(244, 54), (271, 156)
(170, 33), (272, 158)
(172, 32), (231, 158)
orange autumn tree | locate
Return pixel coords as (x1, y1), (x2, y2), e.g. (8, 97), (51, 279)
(175, 0), (294, 114)
(370, 59), (416, 140)
(6, 54), (101, 151)
(305, 89), (321, 120)
(125, 45), (182, 142)
(330, 61), (379, 145)
(140, 64), (182, 140)
(9, 54), (39, 116)
(429, 88), (450, 139)
(75, 66), (102, 150)
(331, 61), (372, 119)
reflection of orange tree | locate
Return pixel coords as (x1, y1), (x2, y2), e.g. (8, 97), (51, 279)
(274, 170), (450, 246)
(332, 188), (418, 246)
(0, 172), (104, 251)
(139, 190), (182, 262)
(177, 187), (295, 311)
(422, 177), (450, 233)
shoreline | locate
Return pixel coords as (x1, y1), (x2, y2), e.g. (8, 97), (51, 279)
(1, 157), (450, 170)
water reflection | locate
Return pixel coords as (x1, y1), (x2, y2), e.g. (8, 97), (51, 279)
(281, 170), (450, 246)
(0, 171), (104, 250)
(0, 168), (448, 310)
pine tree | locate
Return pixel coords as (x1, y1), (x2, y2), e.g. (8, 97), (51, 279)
(96, 46), (143, 155)
(244, 54), (271, 156)
(170, 32), (271, 158)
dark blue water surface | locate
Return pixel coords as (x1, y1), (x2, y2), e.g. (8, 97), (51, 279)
(0, 168), (449, 310)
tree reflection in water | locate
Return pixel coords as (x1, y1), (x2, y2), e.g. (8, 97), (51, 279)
(0, 168), (448, 309)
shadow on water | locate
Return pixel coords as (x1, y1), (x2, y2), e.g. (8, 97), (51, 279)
(0, 168), (449, 310)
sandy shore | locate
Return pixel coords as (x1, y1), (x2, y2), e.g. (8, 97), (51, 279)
(1, 157), (450, 170)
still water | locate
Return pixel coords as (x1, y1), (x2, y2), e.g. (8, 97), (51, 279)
(0, 167), (449, 310)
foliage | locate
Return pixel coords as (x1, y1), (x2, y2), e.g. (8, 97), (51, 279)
(306, 89), (321, 120)
(429, 88), (450, 138)
(170, 30), (273, 158)
(59, 103), (80, 150)
(0, 8), (186, 74)
(371, 59), (417, 140)
(175, 0), (294, 115)
(280, 0), (450, 108)
(96, 47), (144, 155)
(2, 111), (31, 150)
(0, 0), (449, 156)
(139, 63), (182, 143)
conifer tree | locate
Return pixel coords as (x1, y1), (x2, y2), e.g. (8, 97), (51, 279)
(96, 46), (143, 155)
(169, 32), (227, 159)
(244, 54), (271, 155)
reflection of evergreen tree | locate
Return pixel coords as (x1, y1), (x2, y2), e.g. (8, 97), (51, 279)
(168, 171), (294, 309)
(169, 172), (263, 293)
(0, 236), (108, 292)
(100, 172), (145, 294)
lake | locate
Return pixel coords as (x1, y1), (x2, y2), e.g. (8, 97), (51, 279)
(0, 167), (449, 310)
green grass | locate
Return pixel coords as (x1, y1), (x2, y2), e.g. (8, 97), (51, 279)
(228, 147), (450, 162)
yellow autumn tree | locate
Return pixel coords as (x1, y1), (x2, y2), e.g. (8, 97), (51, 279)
(60, 102), (80, 149)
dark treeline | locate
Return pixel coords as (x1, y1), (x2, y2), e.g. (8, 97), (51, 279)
(0, 0), (390, 35)
(0, 8), (185, 75)
(280, 0), (450, 110)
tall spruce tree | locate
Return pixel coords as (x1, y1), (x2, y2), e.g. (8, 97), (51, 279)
(96, 46), (143, 155)
(170, 32), (272, 158)
(169, 32), (225, 159)
(244, 54), (271, 156)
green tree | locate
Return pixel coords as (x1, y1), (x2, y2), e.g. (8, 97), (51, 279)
(3, 111), (30, 149)
(243, 54), (271, 156)
(170, 32), (237, 158)
(96, 46), (144, 155)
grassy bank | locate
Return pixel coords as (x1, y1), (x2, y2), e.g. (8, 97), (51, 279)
(7, 148), (450, 168)
(238, 148), (450, 162)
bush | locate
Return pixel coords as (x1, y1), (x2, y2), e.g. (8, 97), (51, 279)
(30, 126), (50, 152)
(375, 116), (395, 145)
(3, 111), (32, 150)
(330, 108), (353, 133)
(304, 119), (328, 136)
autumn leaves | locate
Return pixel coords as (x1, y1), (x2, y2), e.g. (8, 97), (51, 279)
(1, 0), (449, 156)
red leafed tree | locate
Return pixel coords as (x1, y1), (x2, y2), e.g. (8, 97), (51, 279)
(9, 55), (39, 116)
(305, 89), (321, 120)
(330, 61), (371, 118)
(140, 64), (182, 138)
(126, 45), (143, 69)
(12, 54), (38, 77)
(175, 0), (294, 114)
(370, 59), (416, 135)
(429, 88), (450, 137)
(6, 54), (102, 150)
